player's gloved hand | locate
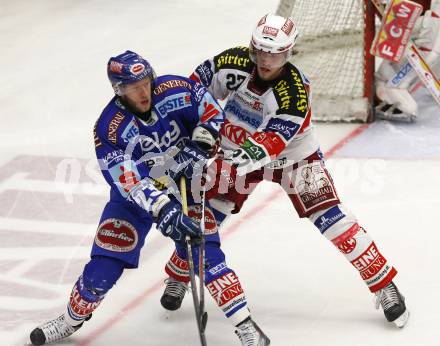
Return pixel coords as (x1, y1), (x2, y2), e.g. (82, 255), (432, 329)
(156, 200), (202, 245)
(169, 141), (209, 181)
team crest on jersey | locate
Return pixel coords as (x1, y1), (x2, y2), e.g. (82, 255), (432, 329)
(95, 218), (138, 252)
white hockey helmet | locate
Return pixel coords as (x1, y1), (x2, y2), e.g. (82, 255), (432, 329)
(250, 14), (299, 64)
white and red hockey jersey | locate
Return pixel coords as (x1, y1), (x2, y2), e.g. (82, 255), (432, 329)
(191, 46), (320, 173)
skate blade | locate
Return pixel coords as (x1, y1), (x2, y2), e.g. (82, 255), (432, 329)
(393, 309), (410, 328)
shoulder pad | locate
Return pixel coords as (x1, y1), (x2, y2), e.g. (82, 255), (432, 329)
(272, 64), (309, 118)
(95, 98), (130, 146)
(152, 75), (194, 96)
(213, 46), (254, 73)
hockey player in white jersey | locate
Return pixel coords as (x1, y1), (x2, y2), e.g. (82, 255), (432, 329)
(376, 0), (440, 121)
(161, 13), (410, 338)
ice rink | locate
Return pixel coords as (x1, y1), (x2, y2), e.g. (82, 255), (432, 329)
(1, 1), (440, 345)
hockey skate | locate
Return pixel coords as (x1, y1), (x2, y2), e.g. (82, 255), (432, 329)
(235, 317), (270, 346)
(29, 313), (90, 345)
(375, 281), (409, 328)
(375, 101), (417, 123)
(160, 277), (188, 311)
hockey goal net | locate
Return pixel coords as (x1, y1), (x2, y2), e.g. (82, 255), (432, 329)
(276, 0), (376, 122)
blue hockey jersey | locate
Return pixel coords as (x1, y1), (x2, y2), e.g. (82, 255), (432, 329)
(93, 74), (224, 219)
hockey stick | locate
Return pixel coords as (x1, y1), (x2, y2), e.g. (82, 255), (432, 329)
(180, 177), (208, 346)
(371, 0), (440, 108)
(198, 184), (208, 332)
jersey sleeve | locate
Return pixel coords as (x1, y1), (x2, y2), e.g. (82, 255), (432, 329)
(94, 113), (170, 218)
(233, 66), (312, 173)
(191, 82), (225, 136)
(190, 46), (253, 100)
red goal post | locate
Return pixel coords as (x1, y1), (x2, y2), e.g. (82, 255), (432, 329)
(276, 0), (376, 122)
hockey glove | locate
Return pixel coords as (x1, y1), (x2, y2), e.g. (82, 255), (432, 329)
(156, 200), (202, 245)
(169, 141), (209, 181)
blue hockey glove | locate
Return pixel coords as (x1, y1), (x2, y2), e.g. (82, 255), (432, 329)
(169, 141), (209, 181)
(156, 200), (202, 245)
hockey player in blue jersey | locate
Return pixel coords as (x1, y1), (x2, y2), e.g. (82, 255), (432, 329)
(28, 50), (265, 345)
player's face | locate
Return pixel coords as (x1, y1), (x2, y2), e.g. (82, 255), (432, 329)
(254, 50), (286, 81)
(121, 78), (152, 113)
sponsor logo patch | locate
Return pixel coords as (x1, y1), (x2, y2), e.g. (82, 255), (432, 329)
(153, 79), (192, 95)
(107, 112), (125, 144)
(339, 238), (357, 254)
(95, 218), (138, 252)
(265, 156), (287, 169)
(188, 205), (217, 235)
(208, 262), (228, 276)
(137, 120), (181, 152)
(281, 18), (294, 36)
(193, 83), (207, 103)
(195, 61), (214, 87)
(109, 162), (141, 197)
(214, 48), (250, 71)
(251, 131), (285, 156)
(206, 272), (244, 307)
(121, 119), (140, 143)
(314, 205), (346, 234)
(200, 101), (220, 123)
(224, 99), (262, 128)
(351, 242), (387, 281)
(170, 250), (189, 271)
(295, 162), (338, 212)
(266, 118), (300, 141)
(102, 149), (126, 166)
(155, 92), (192, 117)
(69, 278), (102, 319)
(130, 63), (145, 75)
(242, 139), (266, 160)
(263, 26), (279, 37)
(223, 121), (251, 146)
(109, 61), (123, 74)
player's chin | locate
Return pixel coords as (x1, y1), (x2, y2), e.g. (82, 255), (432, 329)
(258, 66), (277, 80)
(137, 100), (150, 113)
